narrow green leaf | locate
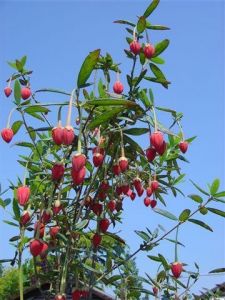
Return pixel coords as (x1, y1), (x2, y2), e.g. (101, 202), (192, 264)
(137, 16), (146, 33)
(188, 218), (213, 232)
(13, 198), (20, 220)
(11, 120), (23, 135)
(154, 208), (178, 221)
(24, 105), (50, 114)
(14, 80), (21, 105)
(207, 207), (225, 218)
(107, 275), (122, 284)
(113, 20), (135, 27)
(190, 180), (210, 196)
(214, 191), (225, 198)
(179, 209), (191, 222)
(84, 99), (137, 108)
(75, 219), (89, 230)
(147, 255), (161, 262)
(25, 111), (45, 122)
(9, 235), (20, 242)
(153, 39), (170, 57)
(147, 24), (170, 30)
(20, 56), (27, 67)
(77, 49), (100, 88)
(83, 264), (102, 274)
(188, 195), (204, 205)
(88, 107), (124, 130)
(3, 220), (18, 227)
(209, 268), (225, 274)
(135, 230), (150, 242)
(123, 128), (149, 136)
(150, 57), (165, 64)
(143, 0), (160, 18)
(165, 238), (185, 247)
(123, 135), (144, 155)
(210, 178), (220, 195)
(15, 142), (34, 148)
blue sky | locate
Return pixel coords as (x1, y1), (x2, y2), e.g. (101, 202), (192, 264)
(0, 0), (224, 296)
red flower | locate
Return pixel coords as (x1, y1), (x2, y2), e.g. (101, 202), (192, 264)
(17, 186), (30, 206)
(71, 167), (86, 185)
(4, 87), (12, 97)
(72, 153), (86, 172)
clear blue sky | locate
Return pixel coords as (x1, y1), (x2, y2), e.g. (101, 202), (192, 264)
(0, 0), (224, 296)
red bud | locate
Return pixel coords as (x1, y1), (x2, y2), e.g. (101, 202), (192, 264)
(72, 153), (86, 171)
(4, 87), (12, 97)
(52, 126), (64, 145)
(144, 197), (151, 207)
(21, 87), (31, 100)
(118, 156), (128, 172)
(30, 239), (44, 257)
(130, 40), (141, 55)
(179, 141), (188, 153)
(34, 222), (45, 238)
(143, 43), (155, 59)
(92, 233), (102, 248)
(20, 210), (31, 226)
(99, 218), (110, 233)
(1, 128), (14, 143)
(113, 81), (124, 94)
(150, 199), (157, 208)
(146, 147), (156, 162)
(51, 163), (65, 181)
(63, 125), (75, 145)
(150, 131), (164, 149)
(107, 200), (116, 212)
(93, 153), (104, 167)
(71, 167), (86, 185)
(171, 262), (183, 278)
(50, 226), (60, 238)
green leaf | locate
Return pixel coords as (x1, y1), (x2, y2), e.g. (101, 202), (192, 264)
(179, 209), (191, 222)
(27, 126), (36, 141)
(158, 253), (169, 270)
(9, 235), (20, 242)
(137, 16), (146, 33)
(77, 49), (100, 88)
(107, 275), (122, 284)
(150, 57), (165, 64)
(135, 230), (150, 242)
(84, 99), (137, 108)
(149, 63), (170, 88)
(188, 219), (213, 232)
(3, 220), (18, 227)
(190, 180), (210, 196)
(139, 89), (151, 108)
(154, 208), (178, 221)
(188, 194), (203, 203)
(143, 0), (160, 18)
(11, 120), (23, 135)
(88, 107), (124, 130)
(113, 20), (135, 27)
(144, 76), (171, 88)
(24, 105), (50, 114)
(165, 238), (185, 247)
(35, 88), (71, 96)
(20, 55), (27, 67)
(123, 128), (149, 136)
(147, 255), (161, 262)
(147, 24), (170, 30)
(4, 198), (11, 207)
(209, 268), (225, 274)
(83, 264), (102, 274)
(210, 178), (220, 195)
(15, 142), (34, 148)
(14, 80), (21, 105)
(153, 39), (170, 57)
(13, 198), (20, 220)
(75, 219), (89, 230)
(123, 135), (144, 155)
(25, 111), (45, 122)
(134, 69), (148, 87)
(207, 207), (225, 218)
(214, 191), (225, 198)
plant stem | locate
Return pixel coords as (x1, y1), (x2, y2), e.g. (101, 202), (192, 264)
(18, 228), (24, 300)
